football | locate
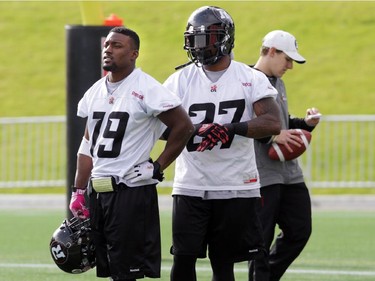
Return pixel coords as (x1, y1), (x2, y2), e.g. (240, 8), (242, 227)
(268, 129), (312, 161)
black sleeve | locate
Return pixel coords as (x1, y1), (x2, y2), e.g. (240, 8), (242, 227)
(289, 114), (315, 132)
(256, 136), (272, 143)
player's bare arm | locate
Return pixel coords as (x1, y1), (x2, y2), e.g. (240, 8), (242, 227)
(245, 97), (281, 138)
(155, 105), (194, 171)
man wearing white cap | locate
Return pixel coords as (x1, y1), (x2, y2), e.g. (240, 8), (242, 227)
(248, 30), (321, 281)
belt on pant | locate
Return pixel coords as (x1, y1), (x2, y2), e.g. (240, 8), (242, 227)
(90, 176), (128, 193)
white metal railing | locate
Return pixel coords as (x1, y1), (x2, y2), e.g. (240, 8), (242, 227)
(0, 116), (66, 188)
(300, 115), (375, 188)
(0, 115), (374, 189)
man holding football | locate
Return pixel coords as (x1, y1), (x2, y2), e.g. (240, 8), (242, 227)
(163, 6), (281, 281)
(249, 30), (321, 281)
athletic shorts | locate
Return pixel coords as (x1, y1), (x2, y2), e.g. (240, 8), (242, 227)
(89, 183), (161, 280)
(171, 195), (266, 263)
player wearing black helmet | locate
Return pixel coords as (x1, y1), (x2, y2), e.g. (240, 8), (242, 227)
(184, 6), (234, 66)
(164, 6), (281, 281)
(176, 6), (235, 70)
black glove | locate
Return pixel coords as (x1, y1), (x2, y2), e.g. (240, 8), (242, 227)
(151, 161), (164, 182)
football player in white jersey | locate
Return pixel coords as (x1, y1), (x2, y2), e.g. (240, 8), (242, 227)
(69, 27), (194, 281)
(163, 6), (281, 281)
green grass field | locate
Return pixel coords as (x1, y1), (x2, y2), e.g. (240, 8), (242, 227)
(0, 208), (374, 281)
(0, 1), (374, 117)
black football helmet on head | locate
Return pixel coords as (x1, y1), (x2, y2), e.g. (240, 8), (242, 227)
(49, 217), (95, 274)
(184, 6), (235, 66)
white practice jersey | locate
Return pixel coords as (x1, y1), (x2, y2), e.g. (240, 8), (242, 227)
(77, 68), (181, 187)
(163, 61), (277, 191)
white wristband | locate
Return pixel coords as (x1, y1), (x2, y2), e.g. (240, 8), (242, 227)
(77, 137), (91, 157)
(72, 188), (86, 195)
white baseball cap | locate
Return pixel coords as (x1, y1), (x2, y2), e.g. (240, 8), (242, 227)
(262, 30), (306, 64)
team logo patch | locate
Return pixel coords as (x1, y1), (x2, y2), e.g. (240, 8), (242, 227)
(50, 241), (69, 265)
(210, 85), (217, 92)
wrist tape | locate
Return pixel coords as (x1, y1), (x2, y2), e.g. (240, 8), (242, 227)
(226, 122), (248, 137)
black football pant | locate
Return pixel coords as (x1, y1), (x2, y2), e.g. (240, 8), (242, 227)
(249, 183), (312, 281)
(170, 255), (235, 281)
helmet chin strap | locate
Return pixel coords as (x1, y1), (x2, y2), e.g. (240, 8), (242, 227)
(175, 60), (194, 70)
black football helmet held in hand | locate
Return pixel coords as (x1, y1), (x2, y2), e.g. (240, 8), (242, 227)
(184, 6), (235, 66)
(49, 217), (95, 274)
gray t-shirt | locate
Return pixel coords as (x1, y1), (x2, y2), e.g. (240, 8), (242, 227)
(254, 77), (305, 187)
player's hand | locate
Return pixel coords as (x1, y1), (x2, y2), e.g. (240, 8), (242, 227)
(196, 123), (230, 142)
(197, 136), (219, 152)
(273, 129), (303, 153)
(305, 107), (321, 127)
(124, 160), (164, 183)
(195, 123), (231, 152)
(69, 189), (89, 219)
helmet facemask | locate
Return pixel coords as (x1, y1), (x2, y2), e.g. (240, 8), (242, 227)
(183, 6), (235, 67)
